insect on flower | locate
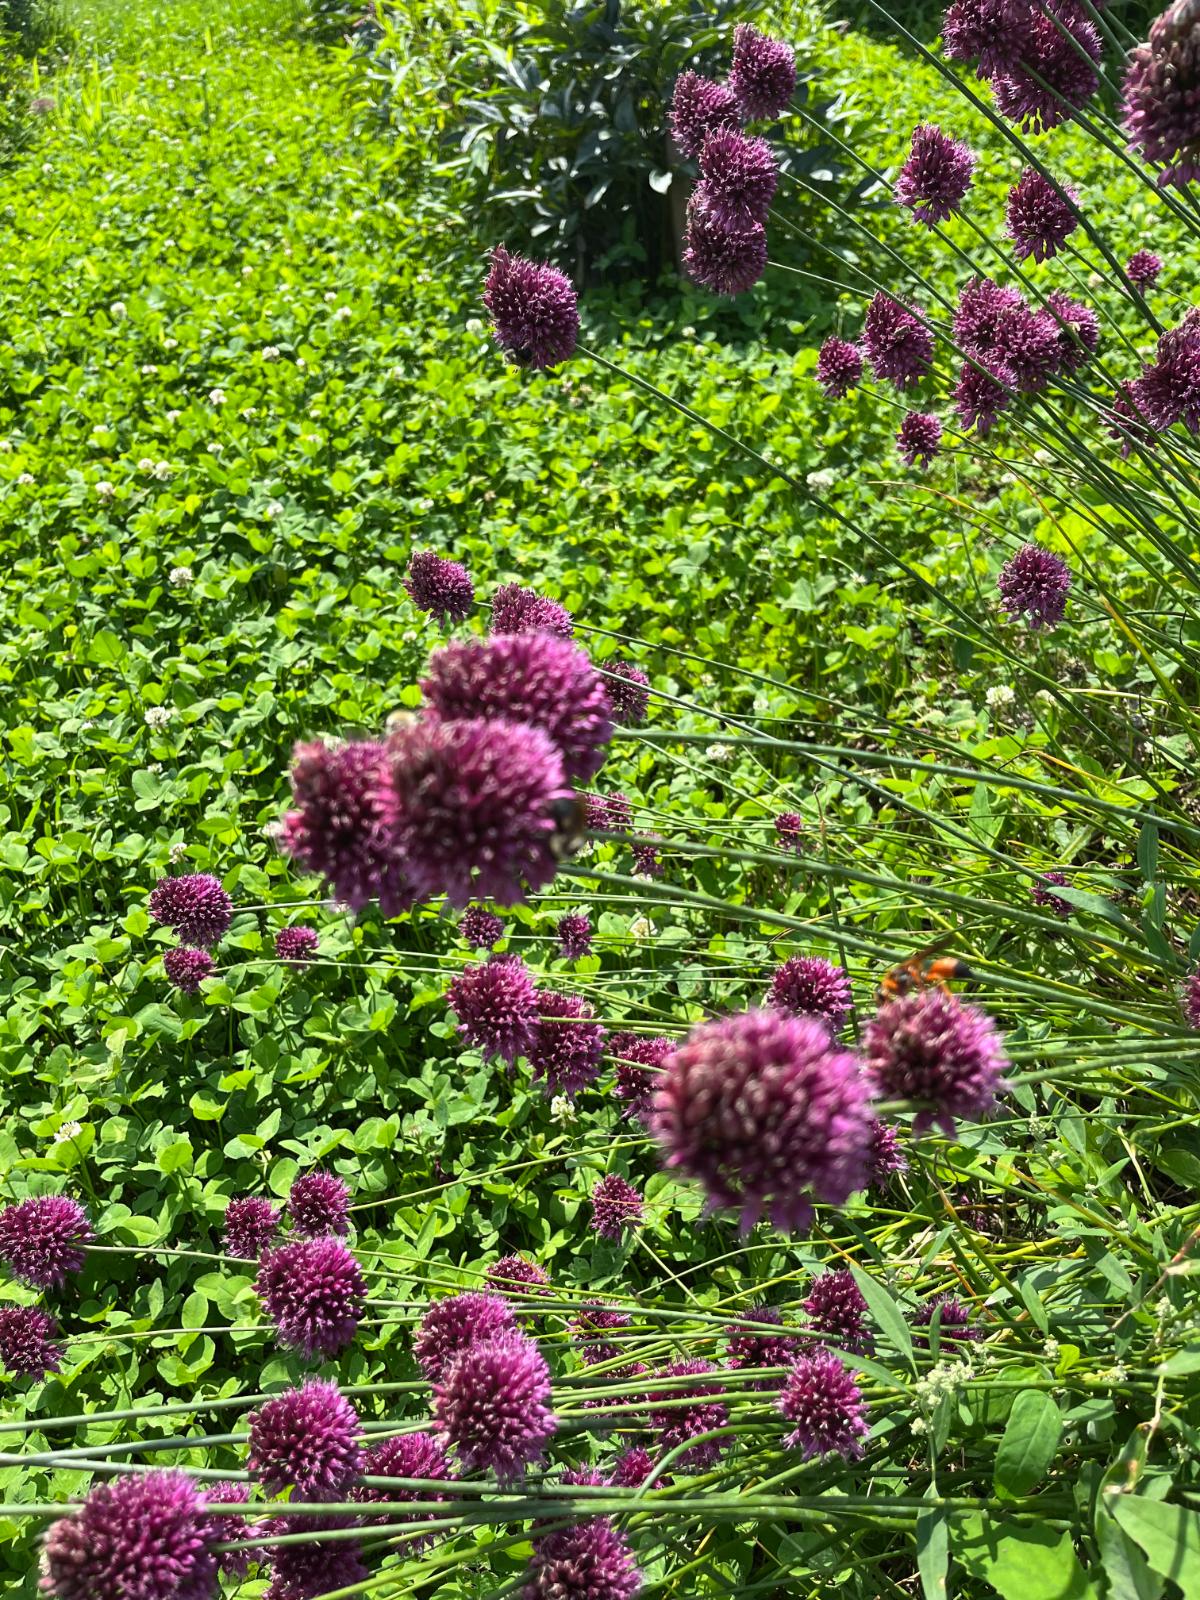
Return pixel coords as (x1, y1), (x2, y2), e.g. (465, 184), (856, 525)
(876, 939), (972, 1005)
(547, 792), (590, 863)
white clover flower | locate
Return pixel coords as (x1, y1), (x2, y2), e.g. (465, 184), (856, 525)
(168, 565), (193, 587)
(140, 363), (159, 376)
(110, 301), (127, 320)
(95, 480), (115, 498)
(706, 742), (733, 764)
(264, 500), (284, 519)
(324, 291), (337, 303)
(163, 336), (178, 350)
(387, 365), (403, 382)
(629, 915), (657, 940)
(207, 443), (223, 456)
(208, 387), (226, 405)
(17, 472), (34, 486)
(137, 457), (155, 472)
(985, 685), (1016, 710)
(465, 317), (485, 335)
(261, 345), (281, 361)
(264, 151), (277, 167)
(165, 409), (182, 424)
(806, 467), (837, 491)
(681, 324), (697, 338)
(153, 460), (173, 480)
(332, 306), (352, 323)
(301, 432), (321, 446)
(144, 705), (172, 729)
(0, 440), (11, 452)
(170, 840), (189, 863)
(296, 357), (306, 369)
(53, 1121), (83, 1144)
(550, 1095), (576, 1124)
(242, 264), (253, 277)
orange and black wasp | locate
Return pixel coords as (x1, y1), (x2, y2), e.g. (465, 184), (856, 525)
(877, 939), (972, 1005)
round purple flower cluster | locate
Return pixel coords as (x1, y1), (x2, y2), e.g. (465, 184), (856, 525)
(866, 1119), (908, 1187)
(530, 989), (606, 1097)
(912, 1293), (981, 1348)
(815, 337), (863, 399)
(803, 1268), (874, 1355)
(588, 791), (633, 833)
(163, 946), (214, 995)
(698, 126), (778, 228)
(1032, 870), (1071, 918)
(683, 196), (767, 298)
(461, 905), (504, 949)
(414, 1290), (517, 1384)
(670, 70), (739, 158)
(650, 1009), (873, 1232)
(404, 549), (475, 624)
(590, 1174), (644, 1241)
(247, 1377), (363, 1498)
(483, 245), (579, 370)
(486, 1254), (551, 1297)
(729, 23), (797, 121)
(778, 1350), (869, 1460)
(149, 872), (232, 948)
(1127, 249), (1163, 290)
(1183, 967), (1200, 1029)
(725, 1306), (798, 1388)
(862, 293), (934, 390)
(254, 1235), (365, 1360)
(608, 1032), (673, 1123)
(766, 955), (852, 1033)
(1005, 167), (1077, 262)
(774, 810), (806, 851)
(274, 925), (318, 964)
(1124, 2), (1200, 185)
(423, 633), (613, 785)
(288, 1170), (350, 1238)
(647, 1359), (729, 1470)
(448, 955), (539, 1064)
(998, 542), (1072, 630)
(41, 1470), (217, 1600)
(944, 0), (1102, 131)
(951, 274), (1097, 435)
(491, 582), (574, 639)
(571, 1303), (631, 1366)
(355, 1430), (452, 1547)
(260, 1514), (367, 1600)
(202, 1481), (253, 1580)
(864, 989), (1010, 1136)
(224, 1195), (279, 1260)
(605, 661), (651, 724)
(895, 123), (974, 224)
(433, 1329), (558, 1481)
(524, 1518), (643, 1600)
(631, 834), (663, 878)
(0, 1304), (62, 1378)
(611, 1447), (655, 1487)
(897, 410), (942, 467)
(557, 912), (593, 961)
(0, 1194), (91, 1290)
(1131, 315), (1200, 434)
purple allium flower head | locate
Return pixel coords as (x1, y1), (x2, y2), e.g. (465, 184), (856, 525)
(1109, 379), (1156, 457)
(254, 1236), (365, 1360)
(774, 810), (805, 851)
(561, 1464), (607, 1489)
(1005, 168), (1078, 263)
(558, 912), (593, 961)
(275, 925), (319, 965)
(865, 990), (1010, 1136)
(590, 1174), (643, 1242)
(354, 1431), (451, 1546)
(0, 1195), (91, 1290)
(1045, 291), (1099, 376)
(898, 410), (943, 466)
(605, 662), (651, 725)
(669, 70), (739, 159)
(991, 2), (1103, 133)
(895, 124), (975, 224)
(992, 303), (1062, 393)
(524, 1519), (643, 1600)
(729, 24), (797, 121)
(954, 276), (1024, 362)
(462, 906), (505, 948)
(1032, 869), (1071, 917)
(1183, 967), (1200, 1029)
(414, 1291), (517, 1384)
(0, 1304), (62, 1378)
(683, 193), (768, 297)
(571, 1303), (631, 1366)
(423, 633), (613, 785)
(778, 1350), (869, 1460)
(803, 1269), (874, 1355)
(650, 1009), (874, 1233)
(149, 872), (233, 948)
(647, 1360), (729, 1470)
(483, 245), (579, 371)
(912, 1293), (981, 1349)
(486, 1255), (551, 1297)
(815, 337), (863, 399)
(698, 127), (778, 226)
(434, 1329), (557, 1481)
(164, 946), (214, 995)
(491, 583), (574, 639)
(279, 737), (414, 917)
(288, 1170), (350, 1238)
(260, 1515), (366, 1600)
(602, 792), (633, 833)
(224, 1195), (279, 1260)
(1127, 249), (1163, 289)
(767, 956), (853, 1033)
(725, 1306), (799, 1388)
(247, 1378), (362, 1499)
(1124, 1), (1200, 185)
(609, 1032), (673, 1123)
(866, 1119), (908, 1187)
(631, 834), (664, 878)
(404, 549), (475, 625)
(952, 362), (1009, 436)
(942, 0), (1031, 76)
(384, 717), (571, 908)
(202, 1481), (254, 1580)
(862, 294), (934, 389)
(998, 542), (1072, 629)
(1134, 318), (1200, 432)
(448, 955), (539, 1063)
(530, 990), (606, 1097)
(41, 1470), (216, 1600)
(611, 1447), (654, 1487)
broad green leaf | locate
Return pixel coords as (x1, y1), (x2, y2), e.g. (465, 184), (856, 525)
(994, 1390), (1062, 1499)
(1113, 1498), (1200, 1599)
(955, 1515), (1099, 1600)
(916, 1506), (949, 1600)
(850, 1267), (914, 1370)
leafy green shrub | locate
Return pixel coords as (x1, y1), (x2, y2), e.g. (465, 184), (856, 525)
(1, 0), (65, 54)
